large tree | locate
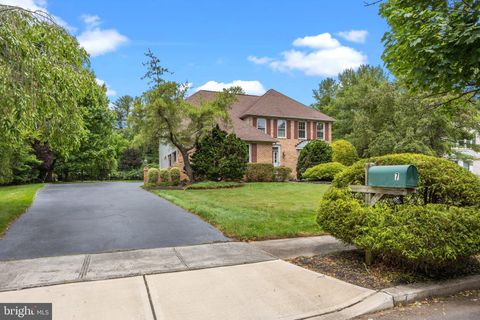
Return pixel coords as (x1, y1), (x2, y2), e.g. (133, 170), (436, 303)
(379, 0), (480, 101)
(133, 51), (241, 181)
(0, 5), (101, 183)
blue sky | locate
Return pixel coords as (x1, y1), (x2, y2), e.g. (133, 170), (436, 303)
(4, 0), (389, 105)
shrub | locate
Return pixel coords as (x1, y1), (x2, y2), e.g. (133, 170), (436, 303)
(317, 188), (480, 269)
(334, 153), (480, 207)
(245, 163), (274, 182)
(184, 181), (244, 190)
(331, 140), (358, 166)
(159, 169), (170, 184)
(302, 162), (346, 181)
(170, 167), (181, 185)
(110, 169), (143, 180)
(191, 126), (248, 181)
(147, 168), (159, 184)
(273, 166), (292, 182)
(296, 140), (332, 179)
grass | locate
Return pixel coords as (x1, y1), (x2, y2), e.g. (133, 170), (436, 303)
(184, 181), (244, 190)
(0, 184), (44, 236)
(152, 182), (329, 240)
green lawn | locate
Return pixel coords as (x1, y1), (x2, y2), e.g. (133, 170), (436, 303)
(0, 184), (44, 236)
(153, 182), (329, 240)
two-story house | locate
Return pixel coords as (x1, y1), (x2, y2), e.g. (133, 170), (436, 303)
(159, 89), (334, 178)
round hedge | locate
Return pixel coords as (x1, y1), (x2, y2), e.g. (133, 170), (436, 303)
(331, 140), (358, 166)
(296, 140), (332, 179)
(302, 162), (346, 181)
(317, 187), (480, 269)
(333, 153), (480, 207)
(147, 168), (159, 184)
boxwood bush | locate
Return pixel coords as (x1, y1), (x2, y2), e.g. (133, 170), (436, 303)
(331, 140), (358, 166)
(296, 140), (332, 179)
(302, 162), (346, 181)
(245, 163), (274, 182)
(317, 187), (480, 270)
(147, 168), (159, 184)
(170, 167), (181, 185)
(334, 153), (480, 207)
(159, 169), (170, 185)
(273, 166), (292, 182)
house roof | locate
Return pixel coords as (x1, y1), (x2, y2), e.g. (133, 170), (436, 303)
(186, 89), (333, 143)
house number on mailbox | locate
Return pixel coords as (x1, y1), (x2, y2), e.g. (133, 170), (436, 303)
(394, 172), (400, 181)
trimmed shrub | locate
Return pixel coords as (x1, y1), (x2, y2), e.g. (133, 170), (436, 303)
(184, 181), (244, 190)
(331, 140), (358, 166)
(147, 168), (159, 184)
(317, 188), (480, 269)
(334, 153), (480, 207)
(245, 163), (274, 182)
(191, 126), (248, 181)
(296, 140), (332, 179)
(273, 166), (292, 182)
(170, 167), (181, 185)
(302, 162), (346, 181)
(159, 169), (170, 184)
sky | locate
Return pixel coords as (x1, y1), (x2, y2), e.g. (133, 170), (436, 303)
(2, 0), (389, 105)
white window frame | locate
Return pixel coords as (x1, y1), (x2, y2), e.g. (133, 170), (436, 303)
(298, 121), (306, 140)
(277, 119), (286, 138)
(317, 122), (325, 140)
(256, 118), (266, 133)
(272, 145), (281, 167)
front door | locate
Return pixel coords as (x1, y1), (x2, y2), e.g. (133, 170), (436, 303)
(272, 145), (281, 167)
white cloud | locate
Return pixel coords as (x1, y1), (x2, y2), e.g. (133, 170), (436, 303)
(0, 0), (75, 31)
(195, 80), (266, 96)
(77, 15), (128, 57)
(292, 33), (340, 49)
(95, 78), (117, 97)
(248, 33), (367, 77)
(337, 30), (368, 44)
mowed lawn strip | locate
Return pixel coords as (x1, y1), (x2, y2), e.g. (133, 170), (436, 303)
(0, 184), (44, 236)
(153, 182), (329, 240)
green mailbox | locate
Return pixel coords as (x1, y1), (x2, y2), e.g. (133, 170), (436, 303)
(367, 165), (418, 189)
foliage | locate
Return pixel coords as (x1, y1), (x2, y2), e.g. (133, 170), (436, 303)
(0, 184), (44, 235)
(184, 181), (244, 190)
(191, 126), (248, 181)
(0, 6), (100, 183)
(312, 77), (338, 112)
(273, 166), (292, 182)
(331, 140), (358, 166)
(110, 169), (143, 181)
(296, 140), (333, 179)
(334, 153), (480, 207)
(380, 0), (480, 100)
(159, 169), (170, 184)
(302, 162), (346, 181)
(170, 167), (181, 185)
(317, 187), (480, 269)
(245, 163), (274, 182)
(131, 51), (242, 181)
(148, 168), (159, 184)
(153, 182), (329, 240)
(112, 95), (134, 130)
(118, 148), (143, 171)
(312, 65), (480, 158)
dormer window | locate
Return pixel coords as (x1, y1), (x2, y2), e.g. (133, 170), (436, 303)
(277, 119), (286, 138)
(298, 121), (306, 139)
(257, 118), (266, 133)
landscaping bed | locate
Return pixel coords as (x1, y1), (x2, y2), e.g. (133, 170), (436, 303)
(152, 182), (329, 240)
(290, 250), (480, 290)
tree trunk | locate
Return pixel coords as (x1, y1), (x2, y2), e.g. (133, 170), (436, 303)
(178, 148), (194, 182)
(32, 140), (56, 182)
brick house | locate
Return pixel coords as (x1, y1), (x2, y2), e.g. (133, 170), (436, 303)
(159, 89), (334, 178)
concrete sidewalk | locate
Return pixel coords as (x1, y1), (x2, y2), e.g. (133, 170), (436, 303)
(0, 260), (392, 320)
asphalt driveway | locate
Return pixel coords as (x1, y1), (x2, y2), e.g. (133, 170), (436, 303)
(0, 182), (229, 260)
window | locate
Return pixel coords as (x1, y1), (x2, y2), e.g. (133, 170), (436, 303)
(298, 121), (306, 139)
(277, 119), (286, 138)
(256, 118), (266, 133)
(317, 122), (325, 140)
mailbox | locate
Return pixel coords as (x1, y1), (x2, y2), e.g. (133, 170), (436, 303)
(367, 165), (418, 189)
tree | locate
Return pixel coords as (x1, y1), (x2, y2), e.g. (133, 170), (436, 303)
(112, 95), (134, 129)
(296, 140), (333, 179)
(134, 51), (241, 181)
(331, 140), (358, 166)
(191, 126), (248, 181)
(380, 0), (480, 101)
(312, 77), (338, 113)
(0, 5), (101, 183)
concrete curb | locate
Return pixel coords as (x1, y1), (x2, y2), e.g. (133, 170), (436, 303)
(381, 274), (480, 306)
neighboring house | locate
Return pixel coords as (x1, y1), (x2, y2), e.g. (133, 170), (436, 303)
(452, 132), (480, 176)
(159, 89), (334, 178)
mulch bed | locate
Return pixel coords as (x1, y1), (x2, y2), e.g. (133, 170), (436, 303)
(290, 250), (480, 290)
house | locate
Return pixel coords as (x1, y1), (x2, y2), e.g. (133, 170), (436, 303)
(452, 133), (480, 175)
(159, 89), (334, 178)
